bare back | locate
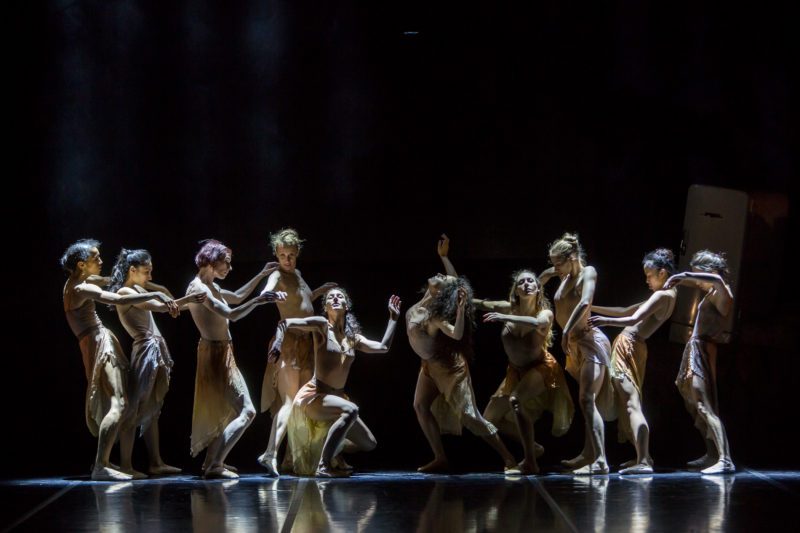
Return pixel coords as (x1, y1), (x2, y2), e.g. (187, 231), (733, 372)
(187, 277), (231, 341)
(624, 288), (677, 340)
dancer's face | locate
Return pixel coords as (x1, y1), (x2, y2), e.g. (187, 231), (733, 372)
(80, 247), (103, 276)
(549, 254), (573, 277)
(129, 262), (153, 286)
(428, 273), (456, 295)
(213, 253), (233, 279)
(275, 245), (298, 273)
(324, 289), (349, 315)
(515, 272), (539, 299)
(643, 267), (667, 292)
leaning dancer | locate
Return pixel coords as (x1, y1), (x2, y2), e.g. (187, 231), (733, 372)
(271, 289), (400, 477)
(407, 235), (517, 473)
(588, 248), (677, 474)
(477, 269), (575, 475)
(258, 228), (336, 476)
(540, 233), (614, 475)
(110, 248), (207, 478)
(61, 239), (174, 481)
(663, 250), (735, 474)
(186, 239), (285, 479)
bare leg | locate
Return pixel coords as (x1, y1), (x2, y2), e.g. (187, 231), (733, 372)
(483, 392), (544, 457)
(681, 394), (719, 469)
(413, 369), (449, 472)
(615, 378), (653, 474)
(205, 392), (257, 479)
(259, 364), (306, 476)
(92, 362), (133, 481)
(144, 419), (181, 475)
(572, 361), (609, 475)
(304, 395), (363, 477)
(690, 378), (734, 474)
(119, 426), (147, 479)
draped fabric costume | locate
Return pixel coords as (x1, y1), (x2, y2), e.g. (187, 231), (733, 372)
(565, 326), (616, 421)
(260, 330), (314, 415)
(117, 302), (173, 435)
(484, 351), (574, 437)
(190, 340), (250, 457)
(610, 332), (648, 443)
(420, 352), (498, 437)
(66, 298), (129, 437)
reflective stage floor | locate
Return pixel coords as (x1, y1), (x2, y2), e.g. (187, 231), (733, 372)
(3, 470), (799, 532)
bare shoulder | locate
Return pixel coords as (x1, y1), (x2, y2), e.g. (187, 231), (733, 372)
(117, 287), (137, 295)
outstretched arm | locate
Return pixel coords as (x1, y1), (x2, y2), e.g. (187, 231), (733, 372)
(437, 234), (458, 277)
(268, 316), (328, 362)
(664, 271), (733, 315)
(143, 280), (175, 299)
(200, 284), (286, 321)
(484, 309), (553, 330)
(75, 282), (173, 307)
(357, 295), (402, 353)
(538, 267), (558, 286)
(591, 301), (645, 318)
(121, 286), (205, 313)
(473, 299), (512, 312)
(590, 292), (669, 328)
(222, 262), (279, 304)
(312, 282), (339, 302)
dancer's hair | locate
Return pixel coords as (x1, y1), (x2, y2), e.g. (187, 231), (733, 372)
(548, 232), (586, 266)
(642, 248), (677, 275)
(195, 239), (231, 268)
(109, 248), (152, 293)
(60, 239), (101, 274)
(321, 287), (362, 340)
(270, 228), (304, 255)
(426, 276), (476, 360)
(690, 250), (730, 282)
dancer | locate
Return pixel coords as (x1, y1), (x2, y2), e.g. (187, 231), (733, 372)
(186, 239), (286, 478)
(477, 269), (575, 474)
(407, 235), (517, 473)
(258, 228), (336, 476)
(588, 248), (678, 474)
(663, 250), (735, 474)
(271, 289), (400, 477)
(110, 248), (207, 478)
(61, 239), (174, 481)
(540, 233), (614, 475)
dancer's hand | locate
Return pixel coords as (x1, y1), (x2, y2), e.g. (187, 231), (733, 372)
(190, 292), (207, 304)
(154, 292), (174, 304)
(456, 287), (467, 308)
(663, 274), (683, 290)
(388, 295), (402, 319)
(259, 291), (287, 303)
(483, 312), (506, 323)
(588, 315), (610, 328)
(262, 262), (280, 276)
(167, 300), (180, 318)
(437, 234), (450, 257)
(317, 282), (338, 293)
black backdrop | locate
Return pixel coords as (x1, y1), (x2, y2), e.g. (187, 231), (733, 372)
(11, 1), (796, 478)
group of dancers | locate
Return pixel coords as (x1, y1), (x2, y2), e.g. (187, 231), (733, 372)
(61, 229), (735, 480)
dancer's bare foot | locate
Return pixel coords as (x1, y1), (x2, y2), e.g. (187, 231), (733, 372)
(687, 454), (718, 470)
(204, 466), (239, 479)
(505, 459), (539, 476)
(417, 458), (449, 473)
(331, 455), (353, 472)
(561, 454), (590, 470)
(619, 462), (654, 475)
(316, 464), (350, 478)
(92, 465), (133, 481)
(121, 468), (148, 480)
(573, 461), (609, 475)
(258, 453), (279, 477)
(701, 458), (735, 475)
(534, 442), (545, 458)
(148, 464), (181, 476)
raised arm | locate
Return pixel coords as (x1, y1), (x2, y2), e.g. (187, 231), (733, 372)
(562, 267), (597, 344)
(433, 287), (467, 340)
(268, 316), (328, 362)
(589, 292), (669, 328)
(311, 282), (339, 302)
(118, 286), (195, 314)
(356, 295), (402, 354)
(591, 301), (645, 318)
(222, 262), (279, 304)
(473, 299), (512, 312)
(664, 271), (733, 315)
(538, 267), (558, 286)
(437, 234), (458, 277)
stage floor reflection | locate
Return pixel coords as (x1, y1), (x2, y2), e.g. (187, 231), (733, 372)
(3, 470), (798, 532)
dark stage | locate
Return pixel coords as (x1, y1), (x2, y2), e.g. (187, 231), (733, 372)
(10, 1), (798, 532)
(4, 470), (800, 532)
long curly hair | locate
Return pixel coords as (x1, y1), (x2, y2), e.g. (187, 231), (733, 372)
(426, 275), (476, 360)
(507, 269), (554, 348)
(320, 287), (362, 341)
(109, 248), (152, 294)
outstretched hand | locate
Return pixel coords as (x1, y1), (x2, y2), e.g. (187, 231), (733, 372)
(260, 291), (287, 303)
(167, 300), (180, 318)
(663, 274), (682, 290)
(388, 295), (402, 319)
(483, 312), (506, 323)
(437, 234), (450, 257)
(262, 262), (280, 276)
(587, 315), (609, 328)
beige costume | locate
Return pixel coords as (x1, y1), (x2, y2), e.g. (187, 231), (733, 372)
(260, 330), (314, 415)
(610, 332), (648, 442)
(566, 326), (616, 421)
